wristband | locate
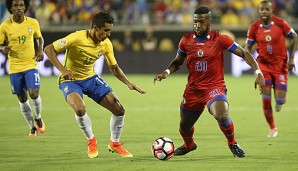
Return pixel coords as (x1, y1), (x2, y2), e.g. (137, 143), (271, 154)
(255, 69), (262, 75)
(164, 69), (170, 75)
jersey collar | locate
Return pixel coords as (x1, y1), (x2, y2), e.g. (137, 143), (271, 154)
(193, 34), (210, 43)
(260, 21), (274, 29)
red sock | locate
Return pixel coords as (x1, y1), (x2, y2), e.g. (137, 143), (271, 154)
(179, 127), (194, 150)
(219, 118), (236, 145)
(262, 97), (275, 129)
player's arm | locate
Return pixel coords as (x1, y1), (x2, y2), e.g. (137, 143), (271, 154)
(44, 44), (75, 80)
(244, 43), (254, 54)
(233, 46), (265, 94)
(109, 64), (146, 94)
(35, 37), (44, 62)
(153, 53), (185, 84)
(288, 31), (298, 71)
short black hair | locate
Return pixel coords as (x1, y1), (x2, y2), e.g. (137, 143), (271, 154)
(194, 6), (210, 15)
(6, 0), (30, 14)
(92, 12), (114, 28)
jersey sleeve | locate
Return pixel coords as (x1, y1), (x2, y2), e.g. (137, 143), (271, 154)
(177, 36), (187, 57)
(281, 19), (295, 37)
(52, 32), (76, 53)
(104, 38), (117, 66)
(219, 34), (237, 53)
(246, 24), (256, 45)
(0, 23), (6, 44)
(33, 19), (42, 39)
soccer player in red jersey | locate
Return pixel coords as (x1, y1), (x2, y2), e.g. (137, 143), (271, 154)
(154, 6), (265, 158)
(245, 0), (297, 138)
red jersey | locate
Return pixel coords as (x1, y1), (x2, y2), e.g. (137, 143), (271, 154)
(246, 16), (294, 73)
(178, 30), (237, 90)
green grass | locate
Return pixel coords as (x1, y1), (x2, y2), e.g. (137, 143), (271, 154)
(0, 74), (297, 171)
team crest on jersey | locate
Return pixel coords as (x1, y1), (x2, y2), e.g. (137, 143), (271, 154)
(181, 97), (186, 104)
(98, 51), (103, 58)
(28, 27), (32, 33)
(197, 50), (204, 57)
(265, 35), (272, 42)
(64, 86), (69, 93)
(58, 39), (67, 47)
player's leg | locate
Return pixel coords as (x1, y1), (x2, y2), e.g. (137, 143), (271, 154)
(99, 92), (133, 157)
(208, 96), (245, 158)
(262, 72), (279, 137)
(25, 69), (45, 133)
(174, 110), (200, 156)
(60, 82), (98, 158)
(273, 73), (288, 112)
(10, 72), (36, 136)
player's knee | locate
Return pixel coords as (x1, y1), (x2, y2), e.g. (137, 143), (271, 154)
(28, 89), (39, 99)
(213, 112), (228, 123)
(75, 106), (86, 117)
(114, 106), (125, 116)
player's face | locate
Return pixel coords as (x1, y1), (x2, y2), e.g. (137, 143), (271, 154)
(11, 0), (25, 17)
(95, 23), (113, 43)
(193, 14), (210, 38)
(258, 2), (272, 23)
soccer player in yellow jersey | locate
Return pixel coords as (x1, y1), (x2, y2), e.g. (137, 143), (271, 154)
(44, 12), (146, 158)
(0, 0), (45, 136)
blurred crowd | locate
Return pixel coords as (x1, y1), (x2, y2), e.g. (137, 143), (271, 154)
(0, 0), (298, 29)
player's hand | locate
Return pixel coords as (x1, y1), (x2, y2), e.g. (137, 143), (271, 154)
(254, 73), (265, 94)
(153, 72), (169, 85)
(36, 50), (44, 62)
(1, 46), (11, 53)
(288, 59), (295, 72)
(61, 69), (76, 80)
(127, 83), (146, 94)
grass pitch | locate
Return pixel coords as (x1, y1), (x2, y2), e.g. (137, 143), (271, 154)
(0, 74), (297, 171)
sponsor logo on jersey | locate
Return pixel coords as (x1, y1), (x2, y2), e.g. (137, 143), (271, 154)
(58, 39), (67, 47)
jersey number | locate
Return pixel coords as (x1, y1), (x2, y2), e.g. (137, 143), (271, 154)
(18, 35), (26, 44)
(195, 61), (207, 72)
(34, 73), (40, 84)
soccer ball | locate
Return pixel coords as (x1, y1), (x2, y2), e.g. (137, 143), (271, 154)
(152, 137), (175, 160)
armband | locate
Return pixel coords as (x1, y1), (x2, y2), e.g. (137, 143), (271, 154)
(164, 69), (170, 75)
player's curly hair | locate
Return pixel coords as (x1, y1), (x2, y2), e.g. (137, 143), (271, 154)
(194, 6), (210, 15)
(92, 12), (114, 28)
(6, 0), (30, 14)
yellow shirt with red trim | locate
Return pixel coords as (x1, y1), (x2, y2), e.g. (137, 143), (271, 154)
(0, 17), (42, 74)
(52, 30), (117, 83)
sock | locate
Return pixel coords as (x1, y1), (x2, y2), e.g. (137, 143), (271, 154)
(262, 96), (275, 129)
(31, 96), (42, 119)
(218, 117), (236, 145)
(19, 100), (34, 129)
(179, 127), (194, 150)
(110, 114), (124, 143)
(275, 97), (286, 105)
(75, 113), (94, 140)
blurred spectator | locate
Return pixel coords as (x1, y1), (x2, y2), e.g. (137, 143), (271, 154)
(0, 0), (296, 29)
(141, 26), (158, 51)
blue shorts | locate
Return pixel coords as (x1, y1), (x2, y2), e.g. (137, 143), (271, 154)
(9, 69), (40, 95)
(59, 75), (112, 103)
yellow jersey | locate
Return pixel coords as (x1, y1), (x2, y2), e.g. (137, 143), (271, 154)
(0, 16), (42, 74)
(52, 30), (117, 83)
